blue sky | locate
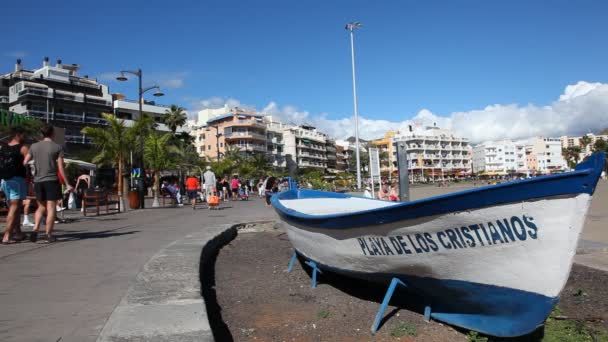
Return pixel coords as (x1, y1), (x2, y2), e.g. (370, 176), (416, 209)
(2, 0), (608, 140)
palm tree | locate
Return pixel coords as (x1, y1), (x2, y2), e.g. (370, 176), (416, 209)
(164, 105), (187, 135)
(82, 114), (133, 211)
(580, 135), (592, 152)
(144, 132), (180, 207)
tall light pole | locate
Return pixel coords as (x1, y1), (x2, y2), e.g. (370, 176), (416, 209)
(117, 69), (164, 209)
(346, 21), (362, 189)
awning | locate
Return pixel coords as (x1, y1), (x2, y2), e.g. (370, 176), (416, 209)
(64, 158), (97, 170)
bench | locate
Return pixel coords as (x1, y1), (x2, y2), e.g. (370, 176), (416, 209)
(82, 190), (120, 216)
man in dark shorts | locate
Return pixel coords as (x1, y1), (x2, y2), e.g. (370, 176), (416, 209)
(185, 174), (200, 210)
(24, 124), (73, 243)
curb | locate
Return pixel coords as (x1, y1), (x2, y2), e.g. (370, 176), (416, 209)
(97, 223), (237, 342)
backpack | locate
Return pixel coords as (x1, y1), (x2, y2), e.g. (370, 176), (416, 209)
(0, 144), (17, 180)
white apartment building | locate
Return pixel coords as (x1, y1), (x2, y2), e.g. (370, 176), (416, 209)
(472, 140), (527, 174)
(265, 119), (287, 168)
(113, 97), (186, 134)
(391, 126), (471, 181)
(282, 125), (328, 169)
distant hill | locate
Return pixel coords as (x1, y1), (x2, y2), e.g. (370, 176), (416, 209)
(601, 127), (608, 135)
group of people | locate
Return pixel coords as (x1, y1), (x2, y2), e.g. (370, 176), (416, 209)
(161, 167), (268, 209)
(369, 180), (400, 201)
(1, 124), (73, 244)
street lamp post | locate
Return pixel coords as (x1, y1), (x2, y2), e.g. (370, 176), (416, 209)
(346, 21), (362, 189)
(117, 69), (164, 209)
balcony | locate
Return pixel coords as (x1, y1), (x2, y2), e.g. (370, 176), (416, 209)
(231, 144), (267, 153)
(25, 110), (108, 125)
(229, 119), (267, 129)
(297, 143), (326, 152)
(18, 88), (51, 98)
(298, 160), (326, 168)
(299, 151), (327, 160)
(18, 88), (112, 107)
(224, 131), (267, 141)
(0, 96), (8, 103)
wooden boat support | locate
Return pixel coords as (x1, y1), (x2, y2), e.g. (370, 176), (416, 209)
(273, 153), (606, 337)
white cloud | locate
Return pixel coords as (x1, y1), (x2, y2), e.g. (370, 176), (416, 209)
(189, 96), (256, 113)
(186, 81), (608, 143)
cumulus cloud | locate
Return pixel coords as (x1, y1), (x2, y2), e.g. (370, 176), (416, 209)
(187, 81), (608, 143)
(289, 81), (608, 143)
(190, 96), (255, 113)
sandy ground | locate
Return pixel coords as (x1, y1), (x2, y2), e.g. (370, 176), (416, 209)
(215, 229), (607, 341)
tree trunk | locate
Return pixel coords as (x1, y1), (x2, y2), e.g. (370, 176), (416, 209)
(152, 171), (160, 207)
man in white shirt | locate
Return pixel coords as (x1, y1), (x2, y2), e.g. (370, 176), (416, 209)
(203, 166), (216, 199)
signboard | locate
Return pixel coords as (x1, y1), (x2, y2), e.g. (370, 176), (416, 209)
(368, 147), (381, 198)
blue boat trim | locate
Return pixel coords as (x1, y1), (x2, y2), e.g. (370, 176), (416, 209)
(272, 153), (605, 230)
(295, 250), (558, 337)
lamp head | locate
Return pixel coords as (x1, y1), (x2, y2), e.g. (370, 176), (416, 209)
(345, 21), (362, 31)
(153, 88), (164, 97)
(116, 73), (128, 81)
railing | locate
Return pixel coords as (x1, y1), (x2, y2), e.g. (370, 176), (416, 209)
(19, 88), (51, 98)
(224, 131), (267, 140)
(299, 151), (327, 159)
(233, 144), (267, 152)
(65, 134), (92, 144)
(24, 110), (108, 125)
(0, 96), (8, 103)
(298, 160), (326, 168)
(297, 143), (326, 151)
(230, 119), (266, 129)
(118, 98), (171, 108)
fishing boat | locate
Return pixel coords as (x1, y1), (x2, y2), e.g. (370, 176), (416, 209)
(272, 152), (606, 337)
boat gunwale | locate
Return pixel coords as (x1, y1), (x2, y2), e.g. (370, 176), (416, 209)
(271, 153), (605, 227)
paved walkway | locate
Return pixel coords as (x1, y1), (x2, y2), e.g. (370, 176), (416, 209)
(0, 197), (276, 342)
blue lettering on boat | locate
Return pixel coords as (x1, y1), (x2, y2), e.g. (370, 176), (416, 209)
(354, 215), (539, 256)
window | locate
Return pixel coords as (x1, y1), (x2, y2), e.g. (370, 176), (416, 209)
(202, 134), (205, 139)
(208, 145), (211, 150)
(220, 143), (223, 147)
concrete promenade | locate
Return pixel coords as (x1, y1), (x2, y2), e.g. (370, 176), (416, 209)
(0, 198), (277, 342)
(0, 180), (607, 341)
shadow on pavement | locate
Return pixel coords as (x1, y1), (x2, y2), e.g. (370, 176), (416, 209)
(57, 229), (139, 242)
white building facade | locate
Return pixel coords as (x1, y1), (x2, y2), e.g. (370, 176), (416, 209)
(391, 126), (471, 181)
(472, 140), (527, 174)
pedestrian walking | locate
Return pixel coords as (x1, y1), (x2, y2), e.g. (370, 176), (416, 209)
(203, 166), (216, 200)
(23, 124), (73, 243)
(231, 175), (239, 201)
(221, 177), (230, 202)
(185, 174), (200, 210)
(0, 126), (29, 244)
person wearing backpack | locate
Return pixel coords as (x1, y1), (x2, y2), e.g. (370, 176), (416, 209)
(23, 124), (73, 243)
(1, 126), (29, 244)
